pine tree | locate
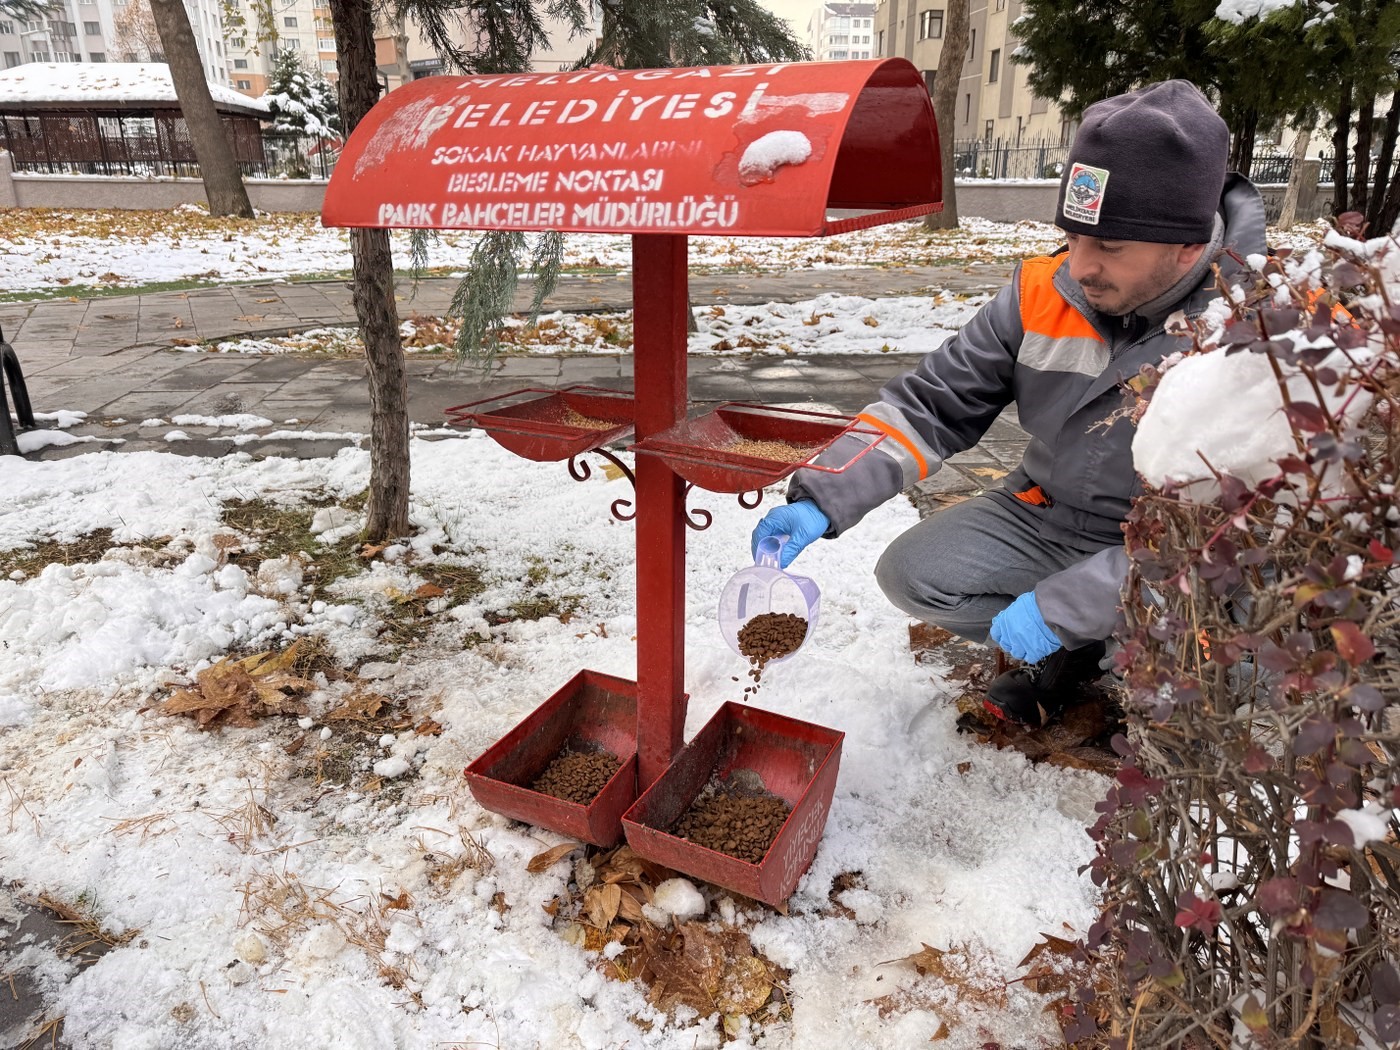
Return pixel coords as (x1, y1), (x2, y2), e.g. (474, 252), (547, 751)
(321, 0), (808, 541)
(1018, 0), (1320, 176)
(438, 0), (809, 360)
(259, 49), (340, 138)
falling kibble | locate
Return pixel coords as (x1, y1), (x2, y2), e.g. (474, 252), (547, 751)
(736, 612), (808, 698)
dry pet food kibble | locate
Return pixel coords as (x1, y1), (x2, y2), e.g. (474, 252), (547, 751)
(530, 747), (621, 804)
(737, 611), (808, 698)
(672, 785), (792, 864)
(726, 438), (813, 462)
(559, 407), (616, 430)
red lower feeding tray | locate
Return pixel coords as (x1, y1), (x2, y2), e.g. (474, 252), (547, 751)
(621, 701), (843, 906)
(464, 669), (639, 847)
(629, 403), (882, 493)
(444, 386), (635, 461)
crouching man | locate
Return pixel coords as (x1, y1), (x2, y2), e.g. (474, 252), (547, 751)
(751, 80), (1266, 725)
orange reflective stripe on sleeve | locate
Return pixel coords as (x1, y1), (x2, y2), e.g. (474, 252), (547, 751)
(856, 411), (929, 480)
(1013, 485), (1051, 507)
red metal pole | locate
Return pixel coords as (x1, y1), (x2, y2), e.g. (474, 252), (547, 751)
(631, 233), (690, 790)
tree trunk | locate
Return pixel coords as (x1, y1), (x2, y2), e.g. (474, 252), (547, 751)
(1277, 130), (1312, 230)
(1228, 108), (1257, 177)
(1378, 168), (1400, 235)
(1366, 92), (1399, 234)
(1351, 94), (1374, 217)
(329, 0), (410, 541)
(924, 0), (969, 231)
(1331, 76), (1352, 215)
(147, 0), (253, 217)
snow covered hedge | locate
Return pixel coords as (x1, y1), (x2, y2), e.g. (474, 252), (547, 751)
(1067, 214), (1400, 1048)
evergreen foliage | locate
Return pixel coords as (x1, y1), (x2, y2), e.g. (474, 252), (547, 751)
(0, 0), (51, 21)
(1013, 0), (1400, 189)
(417, 0), (809, 363)
(258, 49), (341, 138)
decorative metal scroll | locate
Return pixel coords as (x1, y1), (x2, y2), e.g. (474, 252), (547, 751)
(683, 485), (712, 532)
(568, 448), (636, 522)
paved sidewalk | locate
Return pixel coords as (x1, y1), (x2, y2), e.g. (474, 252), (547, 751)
(0, 262), (1028, 497)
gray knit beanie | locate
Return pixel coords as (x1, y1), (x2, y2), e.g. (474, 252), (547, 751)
(1055, 80), (1229, 244)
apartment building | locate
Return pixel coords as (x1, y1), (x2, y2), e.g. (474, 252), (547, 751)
(0, 0), (230, 85)
(874, 0), (1071, 146)
(225, 0), (326, 96)
(807, 3), (875, 62)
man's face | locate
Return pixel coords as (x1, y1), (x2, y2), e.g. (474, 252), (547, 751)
(1064, 234), (1205, 316)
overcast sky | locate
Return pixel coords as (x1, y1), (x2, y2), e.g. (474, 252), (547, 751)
(760, 0), (824, 37)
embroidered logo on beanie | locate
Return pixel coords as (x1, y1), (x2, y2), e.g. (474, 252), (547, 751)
(1063, 162), (1110, 226)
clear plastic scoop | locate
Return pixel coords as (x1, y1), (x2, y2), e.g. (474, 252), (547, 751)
(717, 535), (821, 667)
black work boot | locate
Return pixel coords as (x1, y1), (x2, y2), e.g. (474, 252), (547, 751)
(982, 641), (1108, 727)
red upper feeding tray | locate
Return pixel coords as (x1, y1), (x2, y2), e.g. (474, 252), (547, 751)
(444, 386), (635, 461)
(629, 402), (883, 493)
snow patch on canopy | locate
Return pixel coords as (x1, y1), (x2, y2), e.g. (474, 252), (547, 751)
(0, 62), (268, 113)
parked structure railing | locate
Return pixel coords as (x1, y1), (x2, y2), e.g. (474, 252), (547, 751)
(0, 113), (338, 180)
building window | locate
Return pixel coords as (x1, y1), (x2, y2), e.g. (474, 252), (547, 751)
(283, 15), (297, 27)
(1016, 115), (1023, 145)
(829, 49), (848, 58)
(233, 57), (247, 68)
(285, 37), (299, 48)
(83, 20), (99, 34)
(0, 22), (13, 34)
(968, 28), (975, 62)
(876, 28), (883, 54)
(988, 48), (1000, 83)
(918, 10), (942, 39)
(317, 38), (335, 51)
(3, 51), (19, 66)
(984, 119), (994, 143)
(964, 92), (970, 121)
(89, 50), (103, 60)
(320, 58), (336, 72)
(236, 78), (251, 89)
(230, 36), (245, 47)
(995, 0), (1006, 9)
(1060, 116), (1074, 146)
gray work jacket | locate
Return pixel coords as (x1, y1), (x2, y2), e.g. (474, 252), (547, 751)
(790, 174), (1267, 647)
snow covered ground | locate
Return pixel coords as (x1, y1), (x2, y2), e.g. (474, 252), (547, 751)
(0, 210), (1365, 1049)
(0, 435), (1102, 1050)
(0, 206), (1333, 296)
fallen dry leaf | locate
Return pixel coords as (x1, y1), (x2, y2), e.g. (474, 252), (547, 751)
(585, 883), (622, 929)
(161, 643), (315, 729)
(527, 841), (584, 874)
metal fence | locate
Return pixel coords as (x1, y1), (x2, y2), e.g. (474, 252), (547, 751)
(0, 111), (338, 180)
(1250, 151), (1356, 186)
(952, 137), (1072, 180)
(952, 137), (1350, 187)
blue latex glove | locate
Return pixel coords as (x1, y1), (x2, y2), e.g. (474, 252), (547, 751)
(990, 591), (1063, 663)
(751, 500), (830, 569)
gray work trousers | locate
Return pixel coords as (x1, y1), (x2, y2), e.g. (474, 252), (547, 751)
(873, 492), (1119, 644)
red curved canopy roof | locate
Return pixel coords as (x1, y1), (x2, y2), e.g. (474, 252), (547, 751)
(322, 59), (941, 238)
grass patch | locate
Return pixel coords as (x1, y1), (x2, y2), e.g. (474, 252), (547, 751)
(220, 498), (363, 594)
(0, 528), (126, 578)
(0, 275), (292, 304)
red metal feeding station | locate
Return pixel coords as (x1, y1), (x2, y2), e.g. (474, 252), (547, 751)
(322, 58), (941, 905)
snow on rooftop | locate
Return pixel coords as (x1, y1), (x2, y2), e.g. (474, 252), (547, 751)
(0, 62), (269, 114)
